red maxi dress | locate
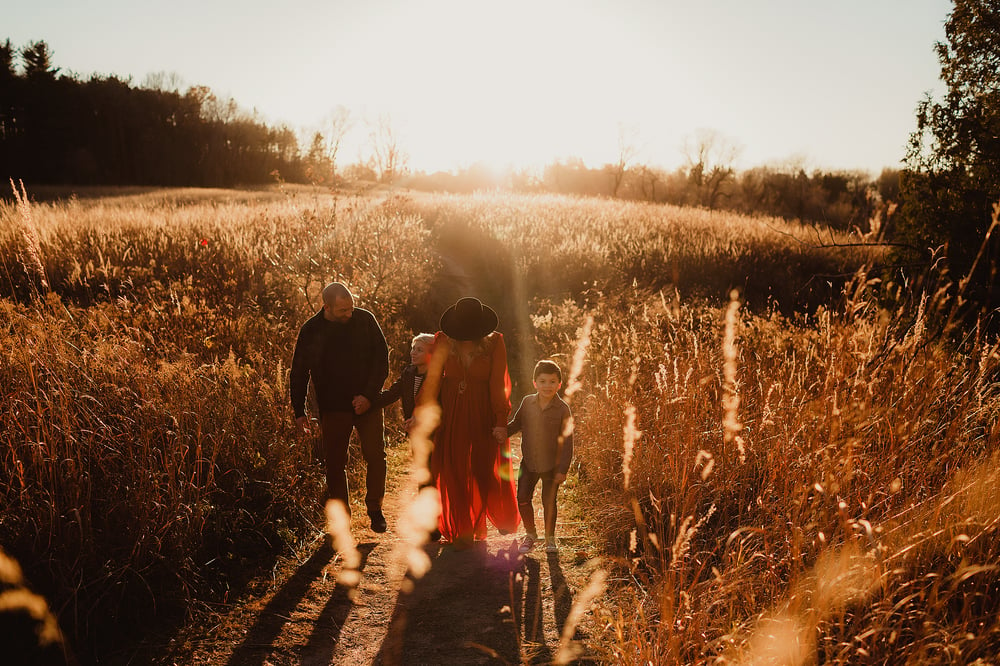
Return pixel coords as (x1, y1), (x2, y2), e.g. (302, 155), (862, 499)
(431, 331), (520, 543)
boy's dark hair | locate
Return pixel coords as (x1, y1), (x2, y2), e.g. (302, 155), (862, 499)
(533, 359), (562, 381)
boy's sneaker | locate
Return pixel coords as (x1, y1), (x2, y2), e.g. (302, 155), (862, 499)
(544, 537), (559, 553)
(518, 534), (537, 554)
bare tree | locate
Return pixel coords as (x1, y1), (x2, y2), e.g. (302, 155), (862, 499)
(303, 131), (334, 183)
(637, 165), (664, 202)
(612, 122), (639, 198)
(323, 105), (352, 178)
(141, 71), (186, 92)
(682, 128), (742, 210)
(367, 113), (408, 184)
(185, 85), (241, 123)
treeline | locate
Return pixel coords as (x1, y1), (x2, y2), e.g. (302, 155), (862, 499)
(1, 37), (901, 232)
(1, 40), (306, 187)
(405, 160), (900, 232)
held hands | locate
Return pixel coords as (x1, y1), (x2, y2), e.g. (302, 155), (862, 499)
(352, 395), (371, 415)
(492, 426), (506, 443)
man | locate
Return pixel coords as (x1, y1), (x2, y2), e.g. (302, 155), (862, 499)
(290, 282), (390, 533)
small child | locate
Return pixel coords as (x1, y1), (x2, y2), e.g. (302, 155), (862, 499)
(380, 333), (440, 542)
(379, 333), (435, 432)
(508, 359), (574, 554)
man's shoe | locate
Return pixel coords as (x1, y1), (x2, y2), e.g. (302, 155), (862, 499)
(518, 534), (537, 554)
(544, 537), (559, 553)
(369, 511), (388, 533)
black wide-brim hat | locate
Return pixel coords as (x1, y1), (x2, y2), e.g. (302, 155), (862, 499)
(440, 297), (499, 341)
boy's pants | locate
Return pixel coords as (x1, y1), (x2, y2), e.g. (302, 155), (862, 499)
(516, 467), (559, 537)
(321, 408), (386, 516)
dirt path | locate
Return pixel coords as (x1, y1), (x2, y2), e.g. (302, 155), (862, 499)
(160, 445), (606, 665)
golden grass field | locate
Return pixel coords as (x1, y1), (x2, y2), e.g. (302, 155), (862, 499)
(2, 184), (999, 664)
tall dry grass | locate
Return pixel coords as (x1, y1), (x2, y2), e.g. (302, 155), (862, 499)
(0, 187), (433, 658)
(399, 190), (879, 311)
(563, 266), (1000, 662)
(2, 185), (995, 663)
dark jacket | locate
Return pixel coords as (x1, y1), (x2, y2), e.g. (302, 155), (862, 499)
(378, 364), (426, 420)
(289, 308), (389, 418)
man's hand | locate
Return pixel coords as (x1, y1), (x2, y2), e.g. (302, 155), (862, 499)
(353, 395), (372, 414)
(492, 426), (506, 443)
(296, 416), (313, 435)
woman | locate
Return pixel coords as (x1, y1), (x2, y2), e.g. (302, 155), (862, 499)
(425, 297), (519, 546)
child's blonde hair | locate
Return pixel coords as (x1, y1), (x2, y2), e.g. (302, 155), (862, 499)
(412, 333), (435, 347)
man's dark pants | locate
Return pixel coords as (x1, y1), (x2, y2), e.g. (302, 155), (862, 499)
(320, 408), (386, 516)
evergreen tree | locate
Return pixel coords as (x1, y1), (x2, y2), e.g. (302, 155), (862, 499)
(21, 40), (57, 79)
(0, 39), (14, 79)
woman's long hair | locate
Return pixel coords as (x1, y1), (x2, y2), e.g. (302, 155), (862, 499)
(448, 333), (492, 360)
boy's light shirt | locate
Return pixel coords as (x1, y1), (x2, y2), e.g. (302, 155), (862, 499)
(510, 389), (573, 475)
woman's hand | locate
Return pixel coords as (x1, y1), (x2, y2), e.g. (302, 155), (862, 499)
(492, 426), (506, 442)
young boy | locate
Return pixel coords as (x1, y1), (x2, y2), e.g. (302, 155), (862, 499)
(508, 359), (574, 554)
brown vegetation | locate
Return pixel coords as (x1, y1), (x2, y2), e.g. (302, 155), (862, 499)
(2, 185), (998, 664)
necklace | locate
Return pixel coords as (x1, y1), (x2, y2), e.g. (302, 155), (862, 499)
(458, 357), (469, 394)
(457, 346), (473, 394)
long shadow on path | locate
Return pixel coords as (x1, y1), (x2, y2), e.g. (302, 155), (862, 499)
(513, 554), (554, 664)
(225, 541), (376, 666)
(513, 550), (593, 664)
(547, 551), (576, 639)
(299, 541), (378, 663)
(377, 541), (524, 665)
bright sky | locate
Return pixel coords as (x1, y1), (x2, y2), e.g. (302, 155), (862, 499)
(7, 0), (952, 175)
